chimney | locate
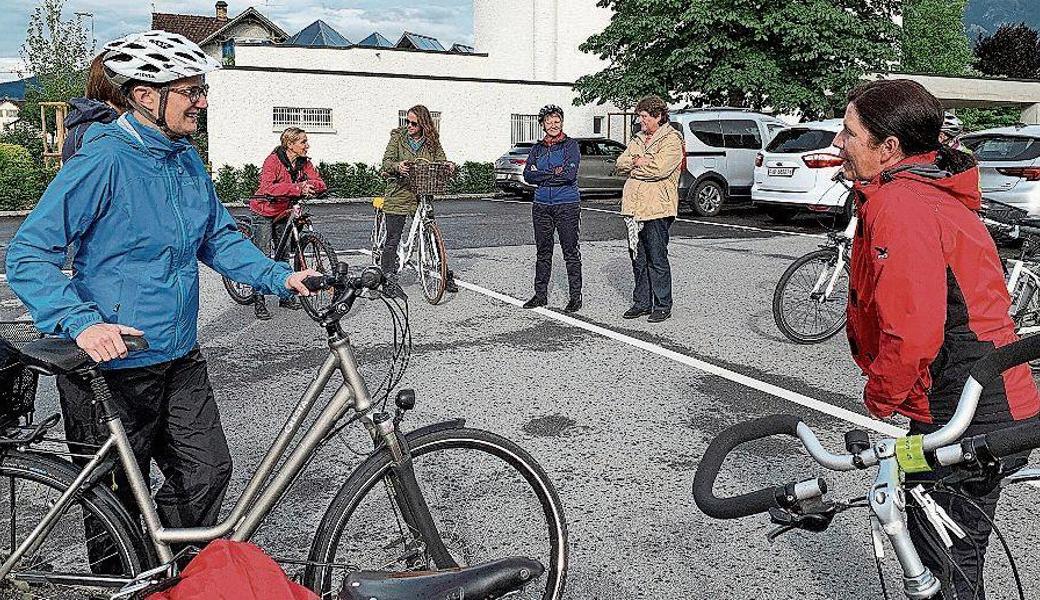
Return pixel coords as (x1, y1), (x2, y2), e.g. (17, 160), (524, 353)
(215, 1), (228, 22)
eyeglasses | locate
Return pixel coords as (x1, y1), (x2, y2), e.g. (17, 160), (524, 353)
(405, 119), (420, 127)
(168, 84), (210, 104)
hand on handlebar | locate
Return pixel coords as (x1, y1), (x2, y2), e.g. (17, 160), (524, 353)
(300, 181), (316, 197)
(75, 323), (145, 363)
(398, 161), (410, 175)
(286, 269), (322, 296)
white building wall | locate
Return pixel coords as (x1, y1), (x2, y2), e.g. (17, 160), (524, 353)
(473, 0), (535, 80)
(206, 68), (615, 170)
(233, 44), (491, 78)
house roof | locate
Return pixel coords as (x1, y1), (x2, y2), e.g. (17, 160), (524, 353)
(358, 32), (393, 48)
(450, 43), (475, 54)
(151, 7), (287, 46)
(284, 19), (351, 47)
(396, 32), (445, 52)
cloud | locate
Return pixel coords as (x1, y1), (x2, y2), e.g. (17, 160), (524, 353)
(0, 57), (26, 83)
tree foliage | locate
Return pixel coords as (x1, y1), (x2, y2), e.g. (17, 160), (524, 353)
(900, 0), (974, 76)
(18, 0), (90, 121)
(974, 22), (1040, 79)
(574, 0), (901, 119)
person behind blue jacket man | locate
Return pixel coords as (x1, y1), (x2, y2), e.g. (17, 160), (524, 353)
(5, 30), (320, 545)
(521, 105), (583, 312)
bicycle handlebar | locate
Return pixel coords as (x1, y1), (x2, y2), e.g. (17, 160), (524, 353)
(302, 266), (385, 294)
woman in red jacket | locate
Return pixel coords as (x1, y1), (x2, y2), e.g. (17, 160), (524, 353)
(249, 127), (327, 319)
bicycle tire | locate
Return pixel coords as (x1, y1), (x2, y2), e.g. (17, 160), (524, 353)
(370, 210), (386, 268)
(418, 221), (449, 305)
(221, 218), (257, 305)
(0, 450), (153, 593)
(295, 232), (340, 320)
(303, 426), (568, 600)
(772, 248), (850, 344)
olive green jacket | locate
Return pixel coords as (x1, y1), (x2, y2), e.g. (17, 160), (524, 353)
(380, 127), (448, 215)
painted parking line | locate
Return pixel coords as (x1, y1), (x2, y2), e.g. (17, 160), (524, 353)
(487, 197), (827, 240)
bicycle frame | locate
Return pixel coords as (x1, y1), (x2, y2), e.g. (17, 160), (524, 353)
(811, 214), (857, 302)
(394, 196), (434, 275)
(0, 326), (452, 581)
(268, 201), (308, 262)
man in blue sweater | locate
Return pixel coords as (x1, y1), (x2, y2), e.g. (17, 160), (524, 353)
(521, 105), (583, 313)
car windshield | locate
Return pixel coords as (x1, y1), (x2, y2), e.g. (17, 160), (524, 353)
(509, 143), (536, 154)
(961, 135), (1040, 162)
(766, 128), (837, 153)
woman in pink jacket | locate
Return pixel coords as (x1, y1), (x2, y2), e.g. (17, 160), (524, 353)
(248, 127), (327, 319)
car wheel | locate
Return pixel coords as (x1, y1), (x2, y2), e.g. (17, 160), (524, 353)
(689, 179), (726, 217)
(763, 207), (796, 224)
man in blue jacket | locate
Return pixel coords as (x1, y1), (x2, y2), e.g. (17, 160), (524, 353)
(6, 31), (318, 536)
(521, 105), (583, 312)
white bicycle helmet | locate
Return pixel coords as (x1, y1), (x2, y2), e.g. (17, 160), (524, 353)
(102, 30), (220, 86)
(941, 111), (963, 137)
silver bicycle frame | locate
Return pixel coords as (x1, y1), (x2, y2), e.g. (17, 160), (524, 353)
(1006, 258), (1040, 335)
(0, 332), (379, 575)
(395, 196), (433, 275)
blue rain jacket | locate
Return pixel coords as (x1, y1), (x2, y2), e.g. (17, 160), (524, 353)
(523, 137), (581, 205)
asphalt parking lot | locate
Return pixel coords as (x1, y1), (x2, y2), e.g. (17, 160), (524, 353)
(2, 197), (1038, 599)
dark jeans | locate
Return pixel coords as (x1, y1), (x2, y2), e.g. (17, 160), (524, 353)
(380, 213), (408, 275)
(251, 214), (286, 302)
(532, 202), (582, 298)
(631, 217), (673, 311)
(56, 349), (233, 566)
(904, 419), (1030, 599)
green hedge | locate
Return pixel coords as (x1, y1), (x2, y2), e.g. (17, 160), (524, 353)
(0, 142), (57, 212)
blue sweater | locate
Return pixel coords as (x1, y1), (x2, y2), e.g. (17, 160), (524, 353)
(522, 137), (581, 205)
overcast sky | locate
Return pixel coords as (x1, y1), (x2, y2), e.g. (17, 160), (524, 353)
(0, 0), (473, 82)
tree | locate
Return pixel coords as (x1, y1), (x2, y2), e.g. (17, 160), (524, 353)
(974, 22), (1040, 79)
(900, 0), (974, 76)
(574, 0), (901, 120)
(18, 0), (90, 122)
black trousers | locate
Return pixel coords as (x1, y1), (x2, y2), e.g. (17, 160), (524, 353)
(380, 213), (408, 275)
(251, 214), (287, 302)
(57, 349), (233, 564)
(532, 202), (582, 298)
(631, 217), (673, 311)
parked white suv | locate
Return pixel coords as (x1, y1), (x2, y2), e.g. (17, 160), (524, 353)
(961, 125), (1040, 214)
(669, 109), (787, 216)
(752, 119), (851, 223)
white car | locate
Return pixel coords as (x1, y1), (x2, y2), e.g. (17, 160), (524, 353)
(752, 119), (851, 223)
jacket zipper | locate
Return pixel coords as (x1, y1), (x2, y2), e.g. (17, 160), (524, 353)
(166, 155), (188, 351)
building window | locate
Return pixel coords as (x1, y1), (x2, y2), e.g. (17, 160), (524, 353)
(593, 116), (604, 135)
(273, 107), (334, 132)
(511, 114), (541, 145)
(398, 110), (442, 131)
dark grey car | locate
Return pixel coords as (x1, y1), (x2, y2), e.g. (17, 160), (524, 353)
(494, 137), (629, 198)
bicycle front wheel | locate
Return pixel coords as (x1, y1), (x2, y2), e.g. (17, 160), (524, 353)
(221, 218), (257, 305)
(295, 232), (340, 319)
(418, 220), (449, 305)
(772, 248), (850, 344)
(304, 426), (568, 600)
(0, 450), (151, 593)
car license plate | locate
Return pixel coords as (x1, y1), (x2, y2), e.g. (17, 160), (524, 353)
(495, 173), (508, 180)
(768, 167), (795, 177)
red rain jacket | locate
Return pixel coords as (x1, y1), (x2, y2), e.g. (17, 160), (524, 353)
(249, 149), (327, 218)
(847, 152), (1040, 425)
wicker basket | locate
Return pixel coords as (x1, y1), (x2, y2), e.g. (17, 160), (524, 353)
(0, 321), (42, 427)
(406, 161), (454, 197)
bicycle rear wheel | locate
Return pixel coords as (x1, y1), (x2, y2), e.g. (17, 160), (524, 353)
(0, 450), (151, 593)
(418, 221), (449, 305)
(370, 210), (386, 268)
(295, 232), (340, 320)
(221, 218), (257, 305)
(304, 426), (567, 600)
(772, 248), (850, 344)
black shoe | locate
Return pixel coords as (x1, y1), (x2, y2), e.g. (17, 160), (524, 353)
(647, 309), (671, 323)
(523, 295), (548, 309)
(564, 295), (582, 313)
(279, 297), (301, 310)
(445, 270), (459, 294)
(623, 306), (651, 319)
(254, 298), (272, 321)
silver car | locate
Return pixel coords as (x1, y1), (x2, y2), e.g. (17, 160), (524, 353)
(961, 125), (1040, 213)
(493, 137), (629, 198)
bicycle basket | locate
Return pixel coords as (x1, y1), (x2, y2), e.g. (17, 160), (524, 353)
(0, 321), (42, 427)
(406, 162), (454, 197)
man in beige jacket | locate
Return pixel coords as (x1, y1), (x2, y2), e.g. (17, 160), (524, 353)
(616, 95), (685, 322)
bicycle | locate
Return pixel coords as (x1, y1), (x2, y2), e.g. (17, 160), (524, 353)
(771, 185), (856, 344)
(370, 160), (454, 305)
(221, 193), (339, 319)
(0, 264), (567, 599)
(694, 335), (1040, 599)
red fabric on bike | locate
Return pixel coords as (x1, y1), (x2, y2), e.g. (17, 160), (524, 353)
(147, 539), (317, 600)
(249, 152), (327, 217)
(847, 151), (1040, 425)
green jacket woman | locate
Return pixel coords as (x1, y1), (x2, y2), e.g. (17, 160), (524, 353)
(380, 126), (448, 216)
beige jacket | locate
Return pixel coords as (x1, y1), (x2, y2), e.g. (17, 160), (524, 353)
(616, 124), (685, 221)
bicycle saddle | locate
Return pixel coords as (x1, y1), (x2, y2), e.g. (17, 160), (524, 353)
(339, 556), (544, 600)
(18, 336), (149, 376)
